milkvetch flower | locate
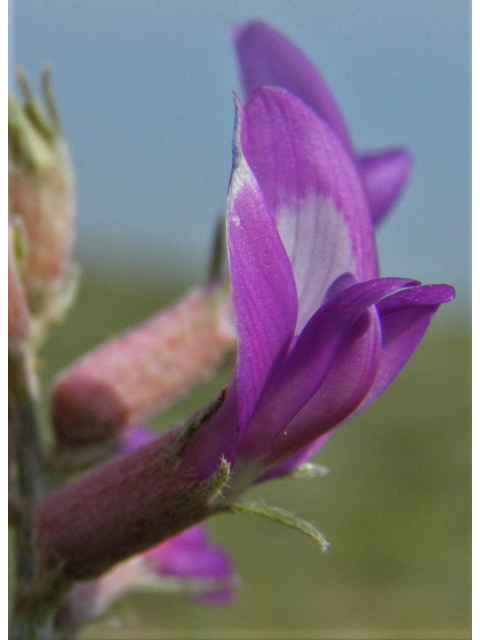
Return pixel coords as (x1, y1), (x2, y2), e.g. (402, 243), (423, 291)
(58, 525), (234, 632)
(233, 21), (412, 225)
(48, 21), (409, 454)
(183, 86), (454, 490)
(34, 84), (454, 585)
(143, 525), (235, 605)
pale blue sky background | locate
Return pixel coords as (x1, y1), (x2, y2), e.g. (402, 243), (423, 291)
(12, 0), (470, 322)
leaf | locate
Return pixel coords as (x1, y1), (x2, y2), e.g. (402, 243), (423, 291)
(230, 501), (329, 551)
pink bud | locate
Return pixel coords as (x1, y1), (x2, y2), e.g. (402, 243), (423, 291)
(9, 70), (76, 321)
(9, 158), (75, 304)
(53, 286), (235, 448)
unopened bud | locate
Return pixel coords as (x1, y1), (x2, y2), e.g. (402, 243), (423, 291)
(53, 285), (235, 449)
(9, 69), (76, 332)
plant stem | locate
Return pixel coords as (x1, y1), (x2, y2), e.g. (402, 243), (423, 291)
(9, 345), (69, 639)
(10, 348), (45, 567)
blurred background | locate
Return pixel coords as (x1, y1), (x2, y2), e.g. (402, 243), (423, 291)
(12, 1), (470, 638)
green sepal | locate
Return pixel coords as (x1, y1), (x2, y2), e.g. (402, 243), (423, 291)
(40, 68), (62, 133)
(16, 67), (56, 142)
(9, 93), (53, 171)
(131, 572), (238, 599)
(291, 462), (330, 479)
(9, 67), (63, 173)
(175, 456), (231, 516)
(194, 456), (231, 506)
(230, 501), (329, 551)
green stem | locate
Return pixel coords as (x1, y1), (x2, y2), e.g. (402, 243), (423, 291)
(9, 346), (70, 639)
(9, 347), (46, 576)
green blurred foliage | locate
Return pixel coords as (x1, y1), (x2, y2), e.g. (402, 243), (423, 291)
(39, 273), (470, 638)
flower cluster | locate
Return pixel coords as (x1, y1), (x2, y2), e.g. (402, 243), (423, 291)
(10, 20), (454, 634)
(9, 69), (77, 345)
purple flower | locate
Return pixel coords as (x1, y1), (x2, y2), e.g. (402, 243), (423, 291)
(185, 86), (454, 490)
(233, 21), (413, 225)
(34, 53), (454, 584)
(117, 424), (157, 456)
(63, 523), (234, 631)
(144, 524), (234, 605)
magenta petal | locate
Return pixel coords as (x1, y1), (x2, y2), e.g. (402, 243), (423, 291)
(358, 283), (456, 409)
(233, 21), (352, 153)
(264, 306), (381, 468)
(358, 149), (413, 225)
(227, 101), (298, 428)
(118, 425), (155, 456)
(145, 524), (235, 605)
(242, 87), (378, 332)
(260, 284), (454, 474)
(237, 277), (417, 464)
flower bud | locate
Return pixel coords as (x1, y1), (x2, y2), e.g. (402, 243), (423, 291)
(9, 69), (76, 333)
(52, 285), (235, 449)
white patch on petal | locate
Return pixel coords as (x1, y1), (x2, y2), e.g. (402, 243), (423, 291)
(276, 193), (356, 333)
(231, 213), (241, 227)
(227, 151), (256, 231)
